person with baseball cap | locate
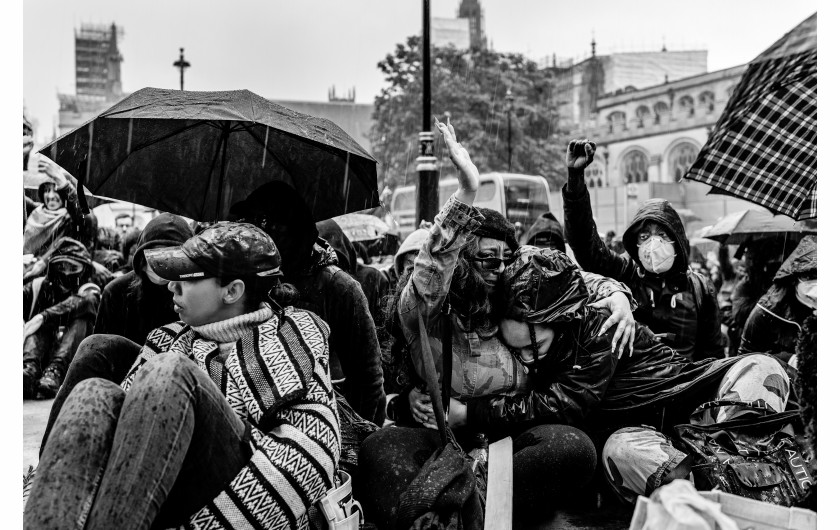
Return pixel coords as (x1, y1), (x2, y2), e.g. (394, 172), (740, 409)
(26, 222), (341, 530)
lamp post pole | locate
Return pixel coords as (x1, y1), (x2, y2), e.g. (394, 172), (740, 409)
(415, 0), (438, 228)
(173, 48), (191, 91)
(505, 88), (514, 172)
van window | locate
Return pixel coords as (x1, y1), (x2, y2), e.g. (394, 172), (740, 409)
(437, 180), (496, 209)
(504, 178), (550, 225)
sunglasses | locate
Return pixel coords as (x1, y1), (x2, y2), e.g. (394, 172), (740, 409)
(469, 256), (515, 270)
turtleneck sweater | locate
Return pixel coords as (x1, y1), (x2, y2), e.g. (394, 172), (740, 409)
(191, 303), (274, 362)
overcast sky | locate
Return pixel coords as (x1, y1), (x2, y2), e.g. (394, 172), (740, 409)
(23, 0), (817, 143)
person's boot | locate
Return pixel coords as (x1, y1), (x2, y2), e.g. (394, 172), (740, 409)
(37, 365), (64, 399)
(23, 364), (40, 400)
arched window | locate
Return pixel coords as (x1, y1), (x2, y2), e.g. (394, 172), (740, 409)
(668, 142), (699, 181)
(698, 91), (715, 113)
(678, 95), (695, 117)
(635, 105), (650, 128)
(585, 158), (606, 188)
(607, 111), (627, 133)
(653, 101), (669, 124)
(621, 150), (649, 183)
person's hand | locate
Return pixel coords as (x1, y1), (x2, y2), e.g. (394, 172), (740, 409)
(447, 398), (468, 429)
(566, 139), (597, 170)
(38, 157), (69, 188)
(23, 314), (44, 338)
(435, 116), (479, 195)
(23, 259), (47, 282)
(409, 386), (435, 428)
(590, 291), (636, 358)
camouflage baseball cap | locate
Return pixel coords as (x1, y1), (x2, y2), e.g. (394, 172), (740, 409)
(145, 222), (282, 281)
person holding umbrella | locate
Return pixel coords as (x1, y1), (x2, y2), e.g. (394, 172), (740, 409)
(26, 222), (340, 529)
(562, 139), (726, 362)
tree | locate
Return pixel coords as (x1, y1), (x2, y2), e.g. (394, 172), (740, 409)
(371, 36), (570, 192)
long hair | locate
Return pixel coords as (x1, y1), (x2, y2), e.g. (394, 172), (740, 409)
(448, 237), (503, 336)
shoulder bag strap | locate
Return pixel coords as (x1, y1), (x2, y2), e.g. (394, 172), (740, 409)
(441, 296), (452, 414)
(418, 315), (449, 446)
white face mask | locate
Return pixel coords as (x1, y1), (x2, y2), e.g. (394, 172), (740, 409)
(638, 236), (676, 274)
(795, 279), (816, 309)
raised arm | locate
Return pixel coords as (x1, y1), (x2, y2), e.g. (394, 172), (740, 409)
(562, 139), (638, 282)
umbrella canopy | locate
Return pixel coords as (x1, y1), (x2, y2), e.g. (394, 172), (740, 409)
(683, 13), (816, 220)
(703, 208), (815, 245)
(38, 87), (379, 222)
(332, 213), (393, 242)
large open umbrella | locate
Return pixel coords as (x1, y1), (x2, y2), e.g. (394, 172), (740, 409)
(38, 87), (379, 222)
(703, 208), (815, 245)
(683, 13), (816, 220)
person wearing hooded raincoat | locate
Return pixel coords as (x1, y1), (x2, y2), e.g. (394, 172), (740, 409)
(519, 211), (566, 251)
(37, 214), (195, 455)
(739, 235), (816, 364)
(23, 237), (101, 399)
(230, 181), (386, 426)
(493, 245), (794, 504)
(317, 219), (390, 326)
(562, 139), (726, 362)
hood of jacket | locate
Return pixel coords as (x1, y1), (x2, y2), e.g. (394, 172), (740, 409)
(47, 237), (93, 280)
(502, 245), (589, 324)
(622, 199), (690, 277)
(773, 234), (816, 282)
(316, 219), (358, 274)
(395, 228), (430, 276)
(132, 213), (194, 274)
(520, 212), (566, 249)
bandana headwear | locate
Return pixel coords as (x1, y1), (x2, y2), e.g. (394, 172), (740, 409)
(473, 207), (519, 251)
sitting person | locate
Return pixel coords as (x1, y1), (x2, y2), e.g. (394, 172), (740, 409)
(739, 235), (816, 365)
(23, 237), (101, 398)
(231, 181), (386, 426)
(93, 226), (126, 273)
(519, 211), (566, 251)
(562, 139), (726, 361)
(25, 222), (340, 529)
(491, 245), (793, 504)
(23, 157), (84, 256)
(38, 213), (194, 453)
(358, 118), (637, 527)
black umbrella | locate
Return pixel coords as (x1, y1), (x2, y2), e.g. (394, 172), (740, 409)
(38, 87), (380, 222)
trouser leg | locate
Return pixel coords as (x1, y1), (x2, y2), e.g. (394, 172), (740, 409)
(24, 378), (125, 530)
(511, 424), (598, 519)
(84, 352), (251, 530)
(44, 317), (93, 377)
(40, 334), (141, 455)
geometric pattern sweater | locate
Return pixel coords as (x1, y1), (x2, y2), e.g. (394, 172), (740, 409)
(120, 306), (341, 530)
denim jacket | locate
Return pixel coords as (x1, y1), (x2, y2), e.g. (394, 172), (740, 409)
(399, 196), (635, 401)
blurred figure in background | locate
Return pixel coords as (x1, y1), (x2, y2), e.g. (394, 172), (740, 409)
(24, 238), (101, 398)
(24, 158), (84, 257)
(519, 211), (566, 250)
(114, 213), (134, 240)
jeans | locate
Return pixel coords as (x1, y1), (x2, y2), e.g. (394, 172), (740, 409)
(23, 317), (94, 378)
(25, 352), (252, 530)
(41, 334), (142, 455)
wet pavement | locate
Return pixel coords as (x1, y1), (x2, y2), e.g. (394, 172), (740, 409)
(23, 398), (52, 473)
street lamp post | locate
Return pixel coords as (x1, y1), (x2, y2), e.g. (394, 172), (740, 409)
(415, 0), (439, 228)
(173, 48), (191, 91)
(505, 88), (514, 172)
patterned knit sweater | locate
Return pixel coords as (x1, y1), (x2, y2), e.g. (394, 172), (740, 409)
(120, 304), (341, 530)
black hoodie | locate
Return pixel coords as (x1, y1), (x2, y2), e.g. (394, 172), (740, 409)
(520, 211), (566, 249)
(93, 214), (193, 344)
(563, 186), (725, 361)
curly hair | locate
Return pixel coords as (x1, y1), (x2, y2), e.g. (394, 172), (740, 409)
(448, 236), (504, 337)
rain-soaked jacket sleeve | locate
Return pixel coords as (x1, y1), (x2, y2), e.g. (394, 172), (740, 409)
(39, 290), (100, 327)
(582, 271), (637, 309)
(563, 183), (638, 283)
(466, 313), (620, 427)
(398, 196), (484, 340)
(693, 272), (727, 359)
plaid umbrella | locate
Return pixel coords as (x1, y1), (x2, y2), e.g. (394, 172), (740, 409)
(683, 13), (816, 220)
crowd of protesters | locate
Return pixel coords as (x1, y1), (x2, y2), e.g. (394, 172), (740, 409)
(23, 112), (816, 528)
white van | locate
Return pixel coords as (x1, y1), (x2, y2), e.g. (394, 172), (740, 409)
(390, 173), (552, 239)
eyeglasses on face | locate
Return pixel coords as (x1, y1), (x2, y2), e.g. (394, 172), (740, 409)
(468, 256), (515, 270)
